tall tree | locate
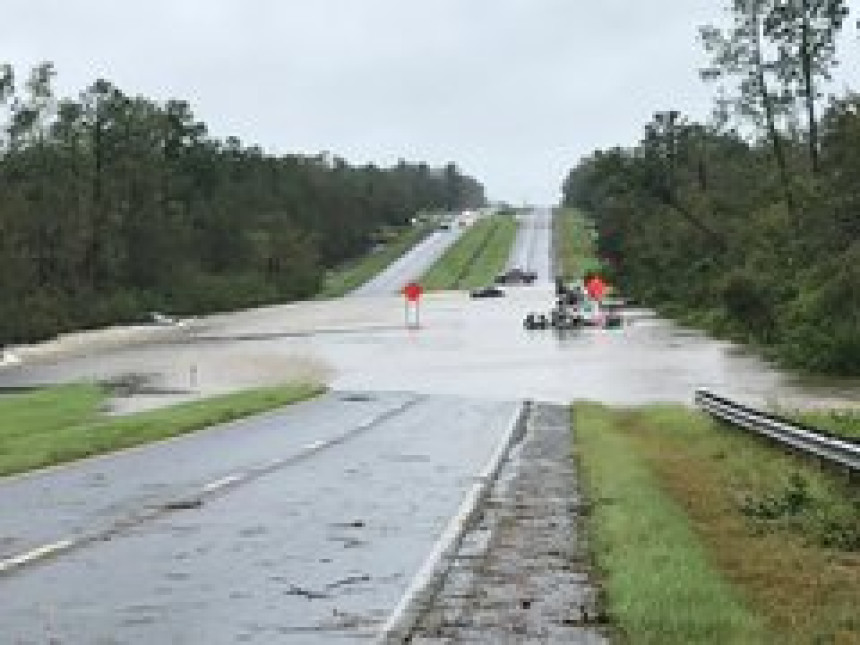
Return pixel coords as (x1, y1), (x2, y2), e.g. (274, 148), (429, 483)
(700, 0), (796, 216)
(0, 62), (486, 345)
(764, 0), (849, 173)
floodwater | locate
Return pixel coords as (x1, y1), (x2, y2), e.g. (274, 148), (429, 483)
(0, 209), (857, 643)
(1, 285), (854, 412)
(1, 204), (857, 412)
(187, 288), (860, 408)
(508, 206), (554, 281)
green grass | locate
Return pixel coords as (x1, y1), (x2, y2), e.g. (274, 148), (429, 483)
(420, 212), (517, 290)
(317, 223), (431, 298)
(553, 207), (604, 281)
(575, 403), (764, 644)
(794, 407), (860, 440)
(0, 382), (323, 476)
(575, 403), (860, 644)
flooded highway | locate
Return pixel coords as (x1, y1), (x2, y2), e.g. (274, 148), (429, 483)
(507, 207), (553, 281)
(0, 207), (857, 642)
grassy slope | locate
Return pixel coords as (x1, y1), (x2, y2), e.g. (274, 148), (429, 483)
(575, 403), (764, 644)
(796, 407), (860, 440)
(318, 223), (431, 298)
(553, 207), (603, 281)
(421, 213), (517, 290)
(575, 403), (860, 644)
(0, 382), (323, 476)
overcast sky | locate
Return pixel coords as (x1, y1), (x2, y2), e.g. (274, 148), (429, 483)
(3, 1), (859, 204)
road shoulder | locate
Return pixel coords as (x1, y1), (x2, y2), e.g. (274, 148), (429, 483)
(408, 402), (608, 643)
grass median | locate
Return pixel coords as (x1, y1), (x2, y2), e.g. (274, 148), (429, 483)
(0, 382), (324, 477)
(553, 207), (604, 281)
(575, 403), (859, 644)
(421, 212), (517, 290)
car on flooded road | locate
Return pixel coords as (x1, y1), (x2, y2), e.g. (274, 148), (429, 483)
(495, 267), (537, 285)
(470, 285), (505, 299)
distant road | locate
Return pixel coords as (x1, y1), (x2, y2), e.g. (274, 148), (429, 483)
(349, 226), (463, 297)
(507, 207), (553, 282)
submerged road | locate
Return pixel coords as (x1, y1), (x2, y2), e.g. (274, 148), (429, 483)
(0, 392), (518, 642)
(508, 208), (554, 282)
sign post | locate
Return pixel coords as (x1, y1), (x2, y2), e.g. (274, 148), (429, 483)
(402, 282), (423, 329)
(584, 274), (607, 320)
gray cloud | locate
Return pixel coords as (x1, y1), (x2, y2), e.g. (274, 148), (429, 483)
(3, 0), (858, 203)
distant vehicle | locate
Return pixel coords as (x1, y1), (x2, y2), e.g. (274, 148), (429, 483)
(523, 313), (549, 330)
(148, 311), (186, 327)
(495, 268), (537, 285)
(601, 312), (624, 329)
(550, 305), (585, 330)
(438, 223), (451, 230)
(470, 285), (505, 299)
(555, 278), (585, 305)
(0, 348), (21, 366)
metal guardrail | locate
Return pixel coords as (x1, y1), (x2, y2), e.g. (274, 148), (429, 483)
(694, 388), (860, 474)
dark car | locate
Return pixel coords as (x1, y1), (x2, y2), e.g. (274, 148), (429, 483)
(470, 285), (505, 298)
(523, 312), (549, 330)
(495, 268), (537, 285)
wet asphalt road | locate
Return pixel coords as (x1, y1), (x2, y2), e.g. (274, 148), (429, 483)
(507, 208), (553, 281)
(349, 226), (463, 297)
(0, 393), (518, 643)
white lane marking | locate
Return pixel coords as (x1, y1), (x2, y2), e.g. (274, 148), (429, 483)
(201, 474), (243, 493)
(0, 398), (418, 578)
(0, 539), (75, 574)
(376, 402), (527, 643)
(304, 439), (327, 451)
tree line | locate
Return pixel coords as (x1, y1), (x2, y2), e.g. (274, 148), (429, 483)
(0, 64), (485, 345)
(562, 0), (858, 375)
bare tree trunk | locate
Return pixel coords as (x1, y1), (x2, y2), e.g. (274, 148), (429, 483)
(800, 0), (820, 174)
(751, 6), (796, 217)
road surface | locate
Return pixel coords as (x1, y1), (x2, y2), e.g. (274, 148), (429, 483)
(507, 208), (554, 282)
(350, 225), (463, 297)
(0, 392), (518, 643)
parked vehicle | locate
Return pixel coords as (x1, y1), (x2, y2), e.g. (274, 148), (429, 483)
(495, 267), (537, 285)
(470, 285), (505, 299)
(523, 313), (549, 330)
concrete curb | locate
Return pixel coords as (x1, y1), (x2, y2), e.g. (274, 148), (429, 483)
(375, 400), (530, 644)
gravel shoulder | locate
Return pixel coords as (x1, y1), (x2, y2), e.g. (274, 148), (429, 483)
(409, 402), (609, 644)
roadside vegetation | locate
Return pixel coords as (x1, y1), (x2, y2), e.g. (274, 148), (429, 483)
(757, 402), (860, 442)
(0, 382), (323, 477)
(552, 207), (605, 282)
(0, 62), (485, 348)
(317, 221), (432, 298)
(575, 403), (860, 645)
(561, 1), (858, 376)
(793, 407), (860, 441)
(421, 211), (517, 290)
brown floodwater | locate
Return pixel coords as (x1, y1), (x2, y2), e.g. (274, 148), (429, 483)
(0, 284), (856, 413)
